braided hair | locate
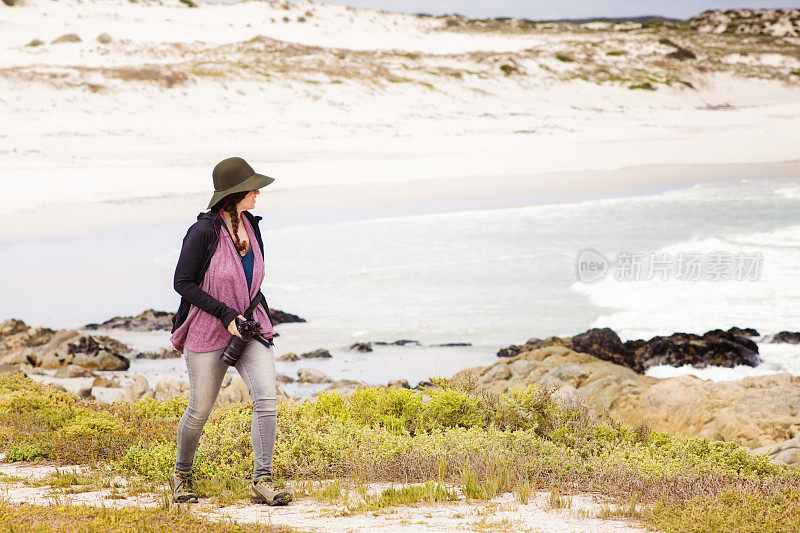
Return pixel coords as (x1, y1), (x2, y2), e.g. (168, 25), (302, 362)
(211, 191), (250, 254)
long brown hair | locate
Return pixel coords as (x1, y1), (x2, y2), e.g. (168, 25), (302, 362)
(211, 191), (250, 254)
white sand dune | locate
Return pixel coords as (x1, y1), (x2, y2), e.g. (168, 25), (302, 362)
(1, 0), (799, 239)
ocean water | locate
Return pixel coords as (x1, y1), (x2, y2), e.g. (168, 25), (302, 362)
(3, 176), (800, 392)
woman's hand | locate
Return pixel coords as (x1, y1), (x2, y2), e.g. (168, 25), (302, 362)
(227, 315), (247, 338)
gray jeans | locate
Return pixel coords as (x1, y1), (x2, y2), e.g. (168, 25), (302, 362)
(175, 339), (278, 481)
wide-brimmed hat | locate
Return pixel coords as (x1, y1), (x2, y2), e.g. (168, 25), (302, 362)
(207, 157), (275, 210)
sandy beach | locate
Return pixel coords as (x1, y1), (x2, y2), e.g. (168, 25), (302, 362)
(2, 0), (800, 239)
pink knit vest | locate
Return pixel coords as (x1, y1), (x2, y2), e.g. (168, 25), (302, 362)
(170, 214), (275, 355)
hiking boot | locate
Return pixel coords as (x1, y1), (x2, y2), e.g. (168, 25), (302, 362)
(168, 469), (199, 503)
(250, 475), (292, 506)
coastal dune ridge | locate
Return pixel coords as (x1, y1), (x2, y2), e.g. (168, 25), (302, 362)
(1, 0), (799, 237)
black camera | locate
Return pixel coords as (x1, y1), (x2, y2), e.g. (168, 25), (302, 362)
(220, 317), (263, 366)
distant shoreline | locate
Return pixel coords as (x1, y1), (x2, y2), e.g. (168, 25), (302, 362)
(6, 158), (799, 239)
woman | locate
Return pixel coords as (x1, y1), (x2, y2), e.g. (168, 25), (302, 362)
(167, 156), (291, 506)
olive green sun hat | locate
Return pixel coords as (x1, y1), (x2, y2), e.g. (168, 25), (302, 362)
(207, 156), (275, 210)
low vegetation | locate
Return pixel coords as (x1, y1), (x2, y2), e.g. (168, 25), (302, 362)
(5, 20), (799, 93)
(0, 373), (796, 531)
(0, 501), (283, 532)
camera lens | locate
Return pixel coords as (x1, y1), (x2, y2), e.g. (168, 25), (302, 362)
(220, 336), (248, 366)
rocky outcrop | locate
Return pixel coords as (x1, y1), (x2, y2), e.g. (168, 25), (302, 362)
(278, 349), (331, 361)
(2, 323), (131, 372)
(768, 331), (800, 344)
(502, 327), (761, 373)
(728, 326), (759, 337)
(134, 347), (179, 359)
(45, 334), (130, 371)
(349, 342), (372, 352)
(1, 319), (56, 352)
(301, 349), (332, 359)
(297, 368), (332, 384)
(750, 436), (800, 465)
(84, 309), (174, 332)
(687, 8), (800, 37)
(266, 309), (306, 324)
(498, 336), (570, 358)
(458, 344), (800, 461)
(84, 307), (305, 332)
(374, 340), (422, 346)
(430, 342), (472, 347)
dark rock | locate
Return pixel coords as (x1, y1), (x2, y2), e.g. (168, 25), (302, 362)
(374, 340), (422, 346)
(497, 344), (527, 358)
(349, 342), (372, 352)
(770, 331), (800, 344)
(430, 342), (472, 347)
(97, 33), (112, 44)
(387, 379), (411, 389)
(66, 336), (131, 371)
(667, 48), (696, 60)
(267, 308), (306, 324)
(500, 64), (520, 75)
(638, 329), (760, 370)
(26, 39), (44, 47)
(85, 307), (304, 332)
(301, 348), (332, 359)
(571, 328), (631, 368)
(277, 352), (299, 362)
(498, 336), (568, 357)
(571, 327), (760, 372)
(84, 309), (173, 332)
(500, 327), (761, 374)
(659, 37), (696, 60)
(77, 387), (94, 400)
(93, 335), (134, 354)
(135, 347), (179, 359)
(728, 326), (760, 337)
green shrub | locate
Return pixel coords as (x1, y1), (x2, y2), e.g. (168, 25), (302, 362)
(647, 488), (800, 532)
(0, 373), (795, 527)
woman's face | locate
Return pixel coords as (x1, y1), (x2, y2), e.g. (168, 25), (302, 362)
(236, 189), (260, 211)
